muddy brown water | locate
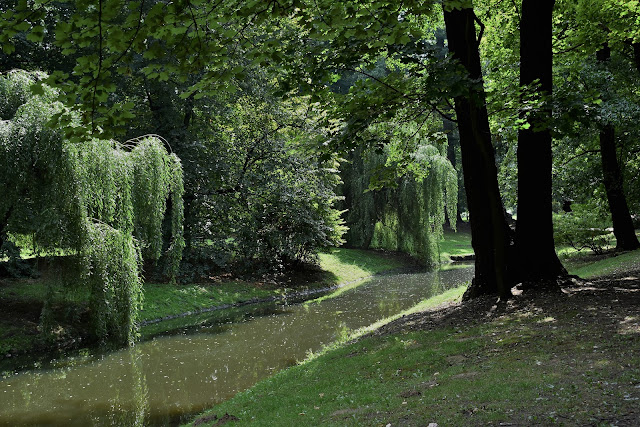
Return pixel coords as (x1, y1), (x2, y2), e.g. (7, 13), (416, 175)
(0, 265), (473, 426)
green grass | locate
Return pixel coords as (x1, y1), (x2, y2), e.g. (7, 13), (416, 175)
(566, 248), (640, 278)
(143, 248), (407, 322)
(140, 281), (276, 322)
(317, 248), (406, 283)
(437, 228), (473, 262)
(186, 291), (640, 427)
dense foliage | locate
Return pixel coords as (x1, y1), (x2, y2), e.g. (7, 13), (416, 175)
(0, 0), (638, 321)
(0, 70), (184, 344)
(554, 203), (612, 254)
(341, 129), (457, 266)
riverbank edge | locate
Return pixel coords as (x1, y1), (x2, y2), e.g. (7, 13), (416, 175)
(140, 263), (424, 327)
(184, 249), (640, 427)
(0, 248), (419, 367)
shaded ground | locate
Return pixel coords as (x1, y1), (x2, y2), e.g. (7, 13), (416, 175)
(374, 269), (640, 339)
(365, 270), (640, 425)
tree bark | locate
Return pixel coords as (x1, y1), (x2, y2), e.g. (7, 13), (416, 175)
(514, 0), (566, 283)
(596, 45), (639, 250)
(632, 43), (640, 74)
(443, 5), (512, 300)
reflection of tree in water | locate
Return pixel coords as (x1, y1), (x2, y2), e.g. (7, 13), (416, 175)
(98, 347), (149, 426)
(377, 294), (402, 315)
(431, 273), (445, 296)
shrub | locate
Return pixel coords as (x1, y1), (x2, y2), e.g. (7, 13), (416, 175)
(554, 203), (612, 254)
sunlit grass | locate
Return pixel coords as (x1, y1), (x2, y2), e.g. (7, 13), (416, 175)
(437, 228), (473, 262)
(317, 248), (406, 284)
(566, 249), (640, 278)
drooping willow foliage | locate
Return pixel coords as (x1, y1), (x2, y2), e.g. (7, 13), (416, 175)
(340, 131), (457, 267)
(0, 70), (184, 345)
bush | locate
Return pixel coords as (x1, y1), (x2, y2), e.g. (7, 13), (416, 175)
(554, 203), (612, 254)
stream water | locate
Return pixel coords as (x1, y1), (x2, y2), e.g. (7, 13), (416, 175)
(0, 265), (474, 426)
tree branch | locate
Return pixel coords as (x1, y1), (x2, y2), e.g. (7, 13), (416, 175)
(473, 12), (485, 45)
(340, 67), (417, 101)
(561, 149), (600, 165)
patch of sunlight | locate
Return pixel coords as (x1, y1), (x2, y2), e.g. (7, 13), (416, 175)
(304, 278), (373, 305)
(619, 316), (640, 335)
(177, 286), (207, 295)
(400, 339), (418, 349)
(514, 311), (536, 319)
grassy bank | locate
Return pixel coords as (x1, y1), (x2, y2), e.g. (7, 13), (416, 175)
(142, 248), (409, 323)
(437, 228), (473, 262)
(564, 248), (640, 278)
(0, 248), (409, 357)
(190, 285), (640, 426)
(187, 244), (640, 426)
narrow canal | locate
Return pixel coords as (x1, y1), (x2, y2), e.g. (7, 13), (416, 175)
(0, 265), (474, 426)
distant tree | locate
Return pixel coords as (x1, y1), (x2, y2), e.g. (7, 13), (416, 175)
(550, 0), (640, 252)
(595, 44), (639, 250)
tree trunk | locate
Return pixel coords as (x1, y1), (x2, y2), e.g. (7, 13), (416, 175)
(599, 124), (639, 250)
(443, 5), (512, 300)
(514, 0), (566, 283)
(632, 43), (640, 73)
(596, 45), (639, 250)
(437, 30), (464, 228)
(443, 116), (461, 229)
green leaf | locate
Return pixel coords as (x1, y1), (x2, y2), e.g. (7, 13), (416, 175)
(30, 83), (44, 95)
(2, 43), (15, 55)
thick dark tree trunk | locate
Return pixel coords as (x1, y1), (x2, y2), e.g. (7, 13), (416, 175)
(597, 44), (639, 250)
(632, 43), (640, 73)
(443, 5), (512, 300)
(0, 207), (12, 252)
(514, 0), (566, 283)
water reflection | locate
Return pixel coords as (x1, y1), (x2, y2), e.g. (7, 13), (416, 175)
(0, 267), (473, 426)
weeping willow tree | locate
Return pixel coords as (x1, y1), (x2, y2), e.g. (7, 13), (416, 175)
(340, 124), (457, 267)
(0, 70), (184, 345)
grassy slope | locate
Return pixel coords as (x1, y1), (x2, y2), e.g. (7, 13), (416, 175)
(437, 228), (473, 262)
(186, 237), (640, 427)
(142, 248), (406, 322)
(565, 249), (640, 278)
